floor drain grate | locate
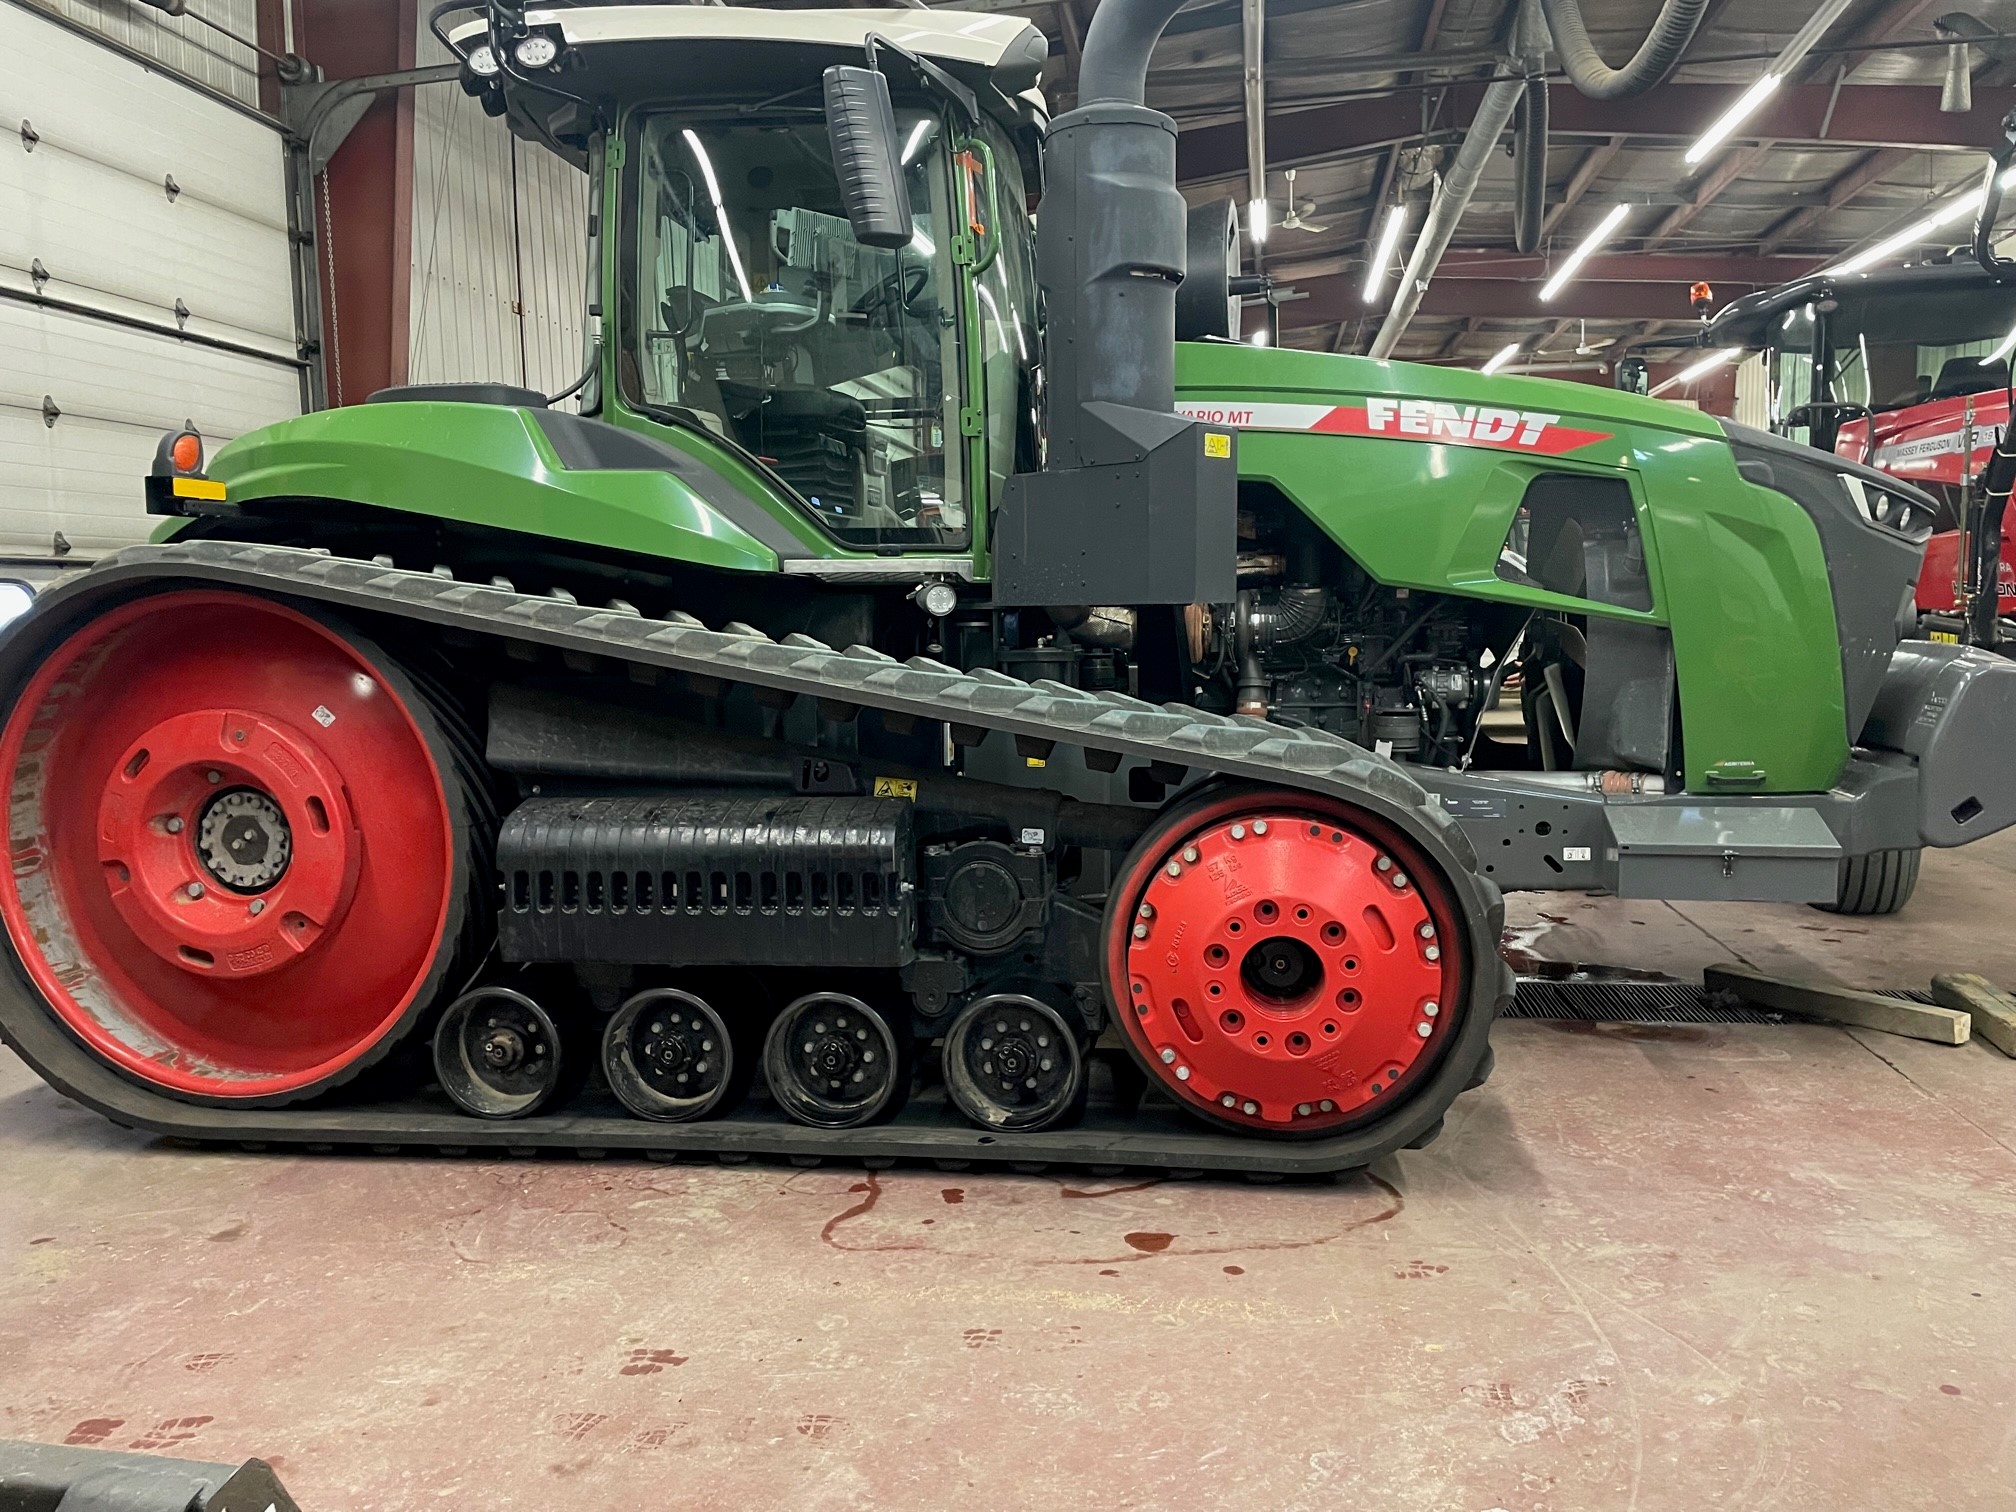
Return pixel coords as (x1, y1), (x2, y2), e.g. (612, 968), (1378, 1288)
(1510, 977), (1933, 1024)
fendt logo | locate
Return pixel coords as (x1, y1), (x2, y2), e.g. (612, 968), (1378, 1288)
(1177, 398), (1614, 457)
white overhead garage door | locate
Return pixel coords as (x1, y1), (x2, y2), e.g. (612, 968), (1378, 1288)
(0, 1), (301, 581)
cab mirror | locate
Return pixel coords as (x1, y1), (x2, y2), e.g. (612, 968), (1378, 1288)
(1614, 357), (1649, 395)
(823, 66), (915, 250)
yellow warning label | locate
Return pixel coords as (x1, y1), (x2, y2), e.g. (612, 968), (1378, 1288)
(1203, 431), (1232, 459)
(1930, 630), (1961, 644)
(171, 476), (227, 501)
(872, 777), (918, 800)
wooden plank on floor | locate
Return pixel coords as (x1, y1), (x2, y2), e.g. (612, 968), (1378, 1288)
(1704, 964), (1971, 1046)
(1929, 973), (2016, 1058)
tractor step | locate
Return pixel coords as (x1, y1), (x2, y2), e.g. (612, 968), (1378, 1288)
(0, 540), (1511, 1178)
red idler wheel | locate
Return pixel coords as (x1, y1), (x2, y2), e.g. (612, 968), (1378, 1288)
(0, 590), (474, 1103)
(1108, 789), (1467, 1136)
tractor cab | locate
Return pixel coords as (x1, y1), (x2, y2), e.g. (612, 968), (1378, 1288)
(446, 6), (1050, 560)
(1700, 261), (2016, 507)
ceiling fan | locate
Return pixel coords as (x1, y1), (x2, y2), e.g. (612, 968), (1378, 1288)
(1276, 169), (1328, 234)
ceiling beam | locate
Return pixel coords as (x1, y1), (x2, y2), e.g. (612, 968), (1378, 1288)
(1269, 247), (1821, 285)
(1641, 142), (1771, 248)
(1176, 83), (2014, 184)
(1541, 136), (1625, 238)
(1283, 272), (1779, 329)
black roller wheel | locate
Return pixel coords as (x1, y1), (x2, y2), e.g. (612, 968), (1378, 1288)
(604, 987), (744, 1122)
(942, 993), (1087, 1132)
(762, 991), (909, 1129)
(1817, 847), (1921, 916)
(433, 986), (569, 1119)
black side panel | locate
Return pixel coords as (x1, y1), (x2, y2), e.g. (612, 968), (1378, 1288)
(1577, 618), (1675, 772)
(528, 410), (815, 561)
(992, 423), (1239, 605)
(497, 794), (915, 967)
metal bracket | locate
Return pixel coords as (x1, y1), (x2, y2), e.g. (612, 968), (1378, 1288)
(282, 64), (461, 176)
(18, 118), (37, 153)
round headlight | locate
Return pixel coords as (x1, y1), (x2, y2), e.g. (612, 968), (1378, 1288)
(916, 582), (959, 619)
(513, 33), (559, 69)
(466, 42), (499, 76)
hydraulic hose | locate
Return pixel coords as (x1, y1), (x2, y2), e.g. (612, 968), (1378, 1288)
(1512, 77), (1549, 255)
(1537, 0), (1710, 101)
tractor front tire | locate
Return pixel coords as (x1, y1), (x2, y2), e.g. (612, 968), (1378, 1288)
(1817, 847), (1922, 917)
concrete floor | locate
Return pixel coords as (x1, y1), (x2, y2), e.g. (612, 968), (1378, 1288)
(5, 837), (2016, 1509)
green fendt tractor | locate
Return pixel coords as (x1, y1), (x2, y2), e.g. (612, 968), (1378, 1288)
(3, 2), (2014, 1175)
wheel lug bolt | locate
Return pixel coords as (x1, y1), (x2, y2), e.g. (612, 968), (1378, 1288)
(1296, 1103), (1311, 1116)
(1241, 1100), (1258, 1115)
(1165, 861), (1182, 877)
(1220, 1094), (1236, 1108)
(1424, 1001), (1439, 1016)
(1252, 820), (1267, 835)
(1424, 945), (1440, 961)
(1182, 846), (1199, 863)
(184, 882), (205, 900)
(249, 899), (265, 916)
(1376, 856), (1392, 871)
(1320, 1099), (1335, 1112)
(1160, 1047), (1176, 1064)
(1174, 1066), (1190, 1081)
(1417, 1022), (1433, 1038)
(1132, 923), (1148, 939)
(1392, 874), (1409, 889)
(1137, 902), (1154, 919)
(1230, 824), (1245, 840)
(206, 770), (221, 784)
(1418, 923), (1435, 939)
(164, 816), (184, 834)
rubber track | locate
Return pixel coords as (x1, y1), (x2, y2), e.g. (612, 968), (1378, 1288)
(0, 541), (1513, 1177)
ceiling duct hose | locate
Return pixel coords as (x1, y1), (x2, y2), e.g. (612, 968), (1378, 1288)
(1512, 77), (1549, 255)
(1539, 0), (1710, 100)
(1370, 71), (1526, 359)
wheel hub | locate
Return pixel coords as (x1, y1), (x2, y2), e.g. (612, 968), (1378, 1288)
(94, 708), (359, 980)
(196, 788), (292, 892)
(1118, 806), (1459, 1134)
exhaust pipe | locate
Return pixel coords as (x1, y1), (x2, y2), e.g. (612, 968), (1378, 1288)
(992, 0), (1240, 609)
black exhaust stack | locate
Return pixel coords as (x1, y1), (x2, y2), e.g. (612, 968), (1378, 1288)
(991, 0), (1238, 608)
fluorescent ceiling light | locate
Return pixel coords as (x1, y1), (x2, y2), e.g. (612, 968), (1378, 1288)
(1651, 346), (1740, 395)
(1480, 342), (1521, 375)
(682, 127), (753, 303)
(1247, 198), (1270, 246)
(1829, 165), (2016, 276)
(1685, 73), (1782, 166)
(1361, 204), (1409, 304)
(1684, 0), (1856, 168)
(899, 118), (933, 166)
(1539, 203), (1631, 302)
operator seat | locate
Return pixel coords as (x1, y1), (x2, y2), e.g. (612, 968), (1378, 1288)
(1929, 356), (2009, 401)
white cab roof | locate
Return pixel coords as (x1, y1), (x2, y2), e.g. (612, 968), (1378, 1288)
(449, 6), (1046, 71)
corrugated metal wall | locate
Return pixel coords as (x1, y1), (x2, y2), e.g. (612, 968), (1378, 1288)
(408, 22), (590, 404)
(20, 0), (263, 107)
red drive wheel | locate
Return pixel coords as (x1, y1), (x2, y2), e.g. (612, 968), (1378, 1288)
(1107, 788), (1469, 1137)
(0, 590), (481, 1104)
